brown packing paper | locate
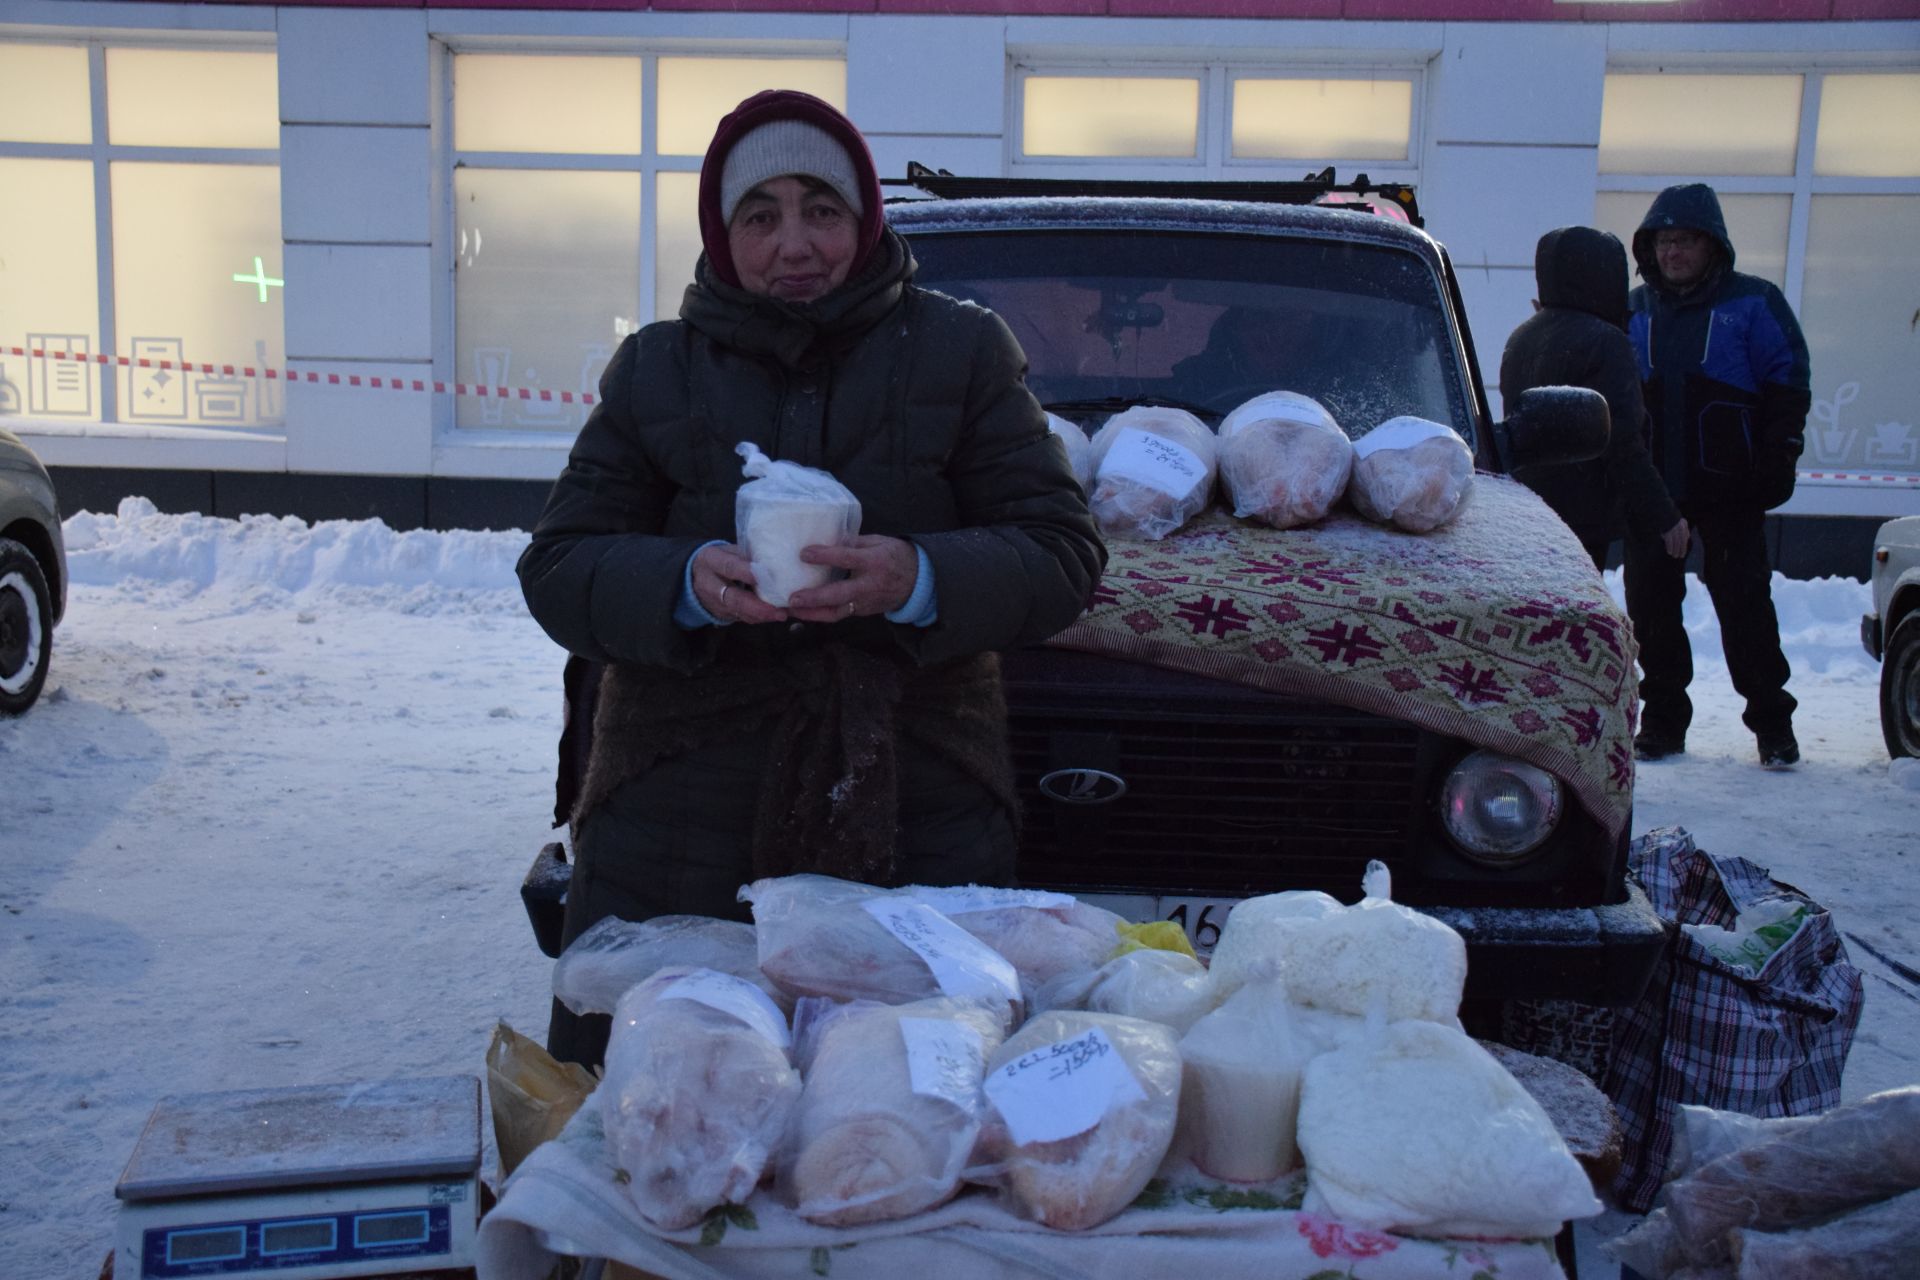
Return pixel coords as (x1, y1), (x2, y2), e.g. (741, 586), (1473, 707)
(486, 1021), (598, 1180)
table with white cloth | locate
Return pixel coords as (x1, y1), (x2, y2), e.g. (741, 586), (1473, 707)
(475, 1092), (1569, 1280)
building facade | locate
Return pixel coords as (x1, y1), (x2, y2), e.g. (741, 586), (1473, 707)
(2, 0), (1916, 571)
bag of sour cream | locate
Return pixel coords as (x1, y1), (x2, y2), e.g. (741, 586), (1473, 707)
(734, 442), (862, 607)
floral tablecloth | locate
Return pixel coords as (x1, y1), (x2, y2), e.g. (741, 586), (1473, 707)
(475, 1093), (1569, 1280)
(1049, 476), (1636, 836)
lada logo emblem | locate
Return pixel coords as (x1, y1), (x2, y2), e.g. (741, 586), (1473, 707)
(1037, 768), (1128, 805)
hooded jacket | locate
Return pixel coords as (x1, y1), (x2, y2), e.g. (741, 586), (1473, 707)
(1628, 184), (1811, 510)
(1499, 226), (1680, 547)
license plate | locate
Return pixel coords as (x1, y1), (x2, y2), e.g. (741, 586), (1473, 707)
(1075, 892), (1242, 956)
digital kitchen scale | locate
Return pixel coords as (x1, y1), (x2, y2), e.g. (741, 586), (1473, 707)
(113, 1075), (481, 1280)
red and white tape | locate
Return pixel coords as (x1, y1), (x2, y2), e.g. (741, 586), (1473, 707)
(4, 344), (598, 407)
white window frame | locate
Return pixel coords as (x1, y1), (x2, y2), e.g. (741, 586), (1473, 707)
(1596, 64), (1920, 316)
(0, 34), (280, 433)
(433, 39), (845, 444)
(1008, 62), (1422, 182)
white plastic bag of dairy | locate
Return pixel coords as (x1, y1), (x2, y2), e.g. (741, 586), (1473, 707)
(1297, 1017), (1602, 1238)
(905, 884), (1127, 998)
(1175, 977), (1320, 1183)
(1046, 413), (1094, 492)
(551, 914), (787, 1016)
(601, 965), (801, 1231)
(1284, 863), (1467, 1025)
(743, 874), (1021, 1023)
(1217, 391), (1354, 529)
(1086, 406), (1218, 541)
(733, 441), (862, 606)
(1347, 416), (1475, 533)
(1206, 889), (1343, 1002)
(1033, 948), (1218, 1037)
(971, 1010), (1183, 1230)
(780, 996), (1006, 1227)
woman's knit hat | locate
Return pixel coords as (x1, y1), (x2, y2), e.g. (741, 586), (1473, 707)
(698, 90), (884, 290)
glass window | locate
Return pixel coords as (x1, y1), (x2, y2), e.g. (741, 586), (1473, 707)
(449, 51), (845, 432)
(1021, 77), (1200, 159)
(0, 43), (280, 429)
(0, 43), (91, 144)
(453, 169), (641, 431)
(0, 159), (99, 418)
(1799, 195), (1920, 474)
(1814, 74), (1920, 178)
(1232, 78), (1412, 162)
(111, 163), (284, 426)
(106, 48), (278, 149)
(1593, 191), (1791, 292)
(1599, 74), (1802, 176)
(656, 58), (846, 155)
(453, 54), (641, 156)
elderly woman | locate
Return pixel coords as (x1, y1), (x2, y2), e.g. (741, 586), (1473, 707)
(518, 90), (1105, 1065)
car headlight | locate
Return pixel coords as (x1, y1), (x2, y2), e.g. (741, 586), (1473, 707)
(1439, 750), (1563, 865)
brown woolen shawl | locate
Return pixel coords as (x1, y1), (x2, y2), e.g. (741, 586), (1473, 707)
(571, 646), (1018, 886)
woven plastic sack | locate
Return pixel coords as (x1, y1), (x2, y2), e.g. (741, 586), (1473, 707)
(1602, 826), (1864, 1213)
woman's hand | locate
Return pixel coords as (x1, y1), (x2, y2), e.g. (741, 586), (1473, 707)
(786, 535), (919, 624)
(692, 543), (788, 625)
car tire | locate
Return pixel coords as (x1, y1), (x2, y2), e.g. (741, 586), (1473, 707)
(1883, 612), (1920, 759)
(0, 536), (53, 715)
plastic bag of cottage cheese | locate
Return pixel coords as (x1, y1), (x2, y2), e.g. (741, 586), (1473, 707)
(733, 442), (862, 607)
(1297, 1013), (1602, 1238)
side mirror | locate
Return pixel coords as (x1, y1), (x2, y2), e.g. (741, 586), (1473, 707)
(1492, 386), (1609, 474)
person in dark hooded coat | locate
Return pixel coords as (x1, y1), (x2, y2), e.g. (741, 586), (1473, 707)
(517, 90), (1106, 1067)
(1623, 183), (1810, 770)
(1499, 226), (1687, 570)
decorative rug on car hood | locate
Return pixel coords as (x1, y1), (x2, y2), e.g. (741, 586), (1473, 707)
(1048, 475), (1636, 836)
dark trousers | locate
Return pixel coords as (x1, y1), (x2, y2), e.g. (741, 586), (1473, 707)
(546, 735), (1017, 1070)
(1622, 504), (1795, 742)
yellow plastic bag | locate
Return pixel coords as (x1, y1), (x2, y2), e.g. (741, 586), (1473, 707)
(1111, 919), (1199, 960)
(485, 1021), (597, 1179)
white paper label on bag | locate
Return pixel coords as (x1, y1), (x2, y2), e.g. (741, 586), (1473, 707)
(861, 899), (1021, 1006)
(984, 1027), (1148, 1146)
(1352, 415), (1453, 459)
(900, 1017), (987, 1108)
(1099, 427), (1207, 499)
(908, 886), (1075, 916)
(658, 969), (791, 1050)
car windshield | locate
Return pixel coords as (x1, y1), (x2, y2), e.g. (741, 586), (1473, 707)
(906, 228), (1472, 444)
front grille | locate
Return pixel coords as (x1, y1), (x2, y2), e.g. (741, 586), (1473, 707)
(1004, 648), (1425, 896)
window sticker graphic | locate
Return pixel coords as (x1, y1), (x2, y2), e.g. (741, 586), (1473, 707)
(513, 366), (569, 429)
(1865, 420), (1917, 469)
(195, 375), (248, 422)
(473, 347), (511, 426)
(128, 337), (189, 420)
(28, 333), (93, 416)
(0, 360), (20, 415)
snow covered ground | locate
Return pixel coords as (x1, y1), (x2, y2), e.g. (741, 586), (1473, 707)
(2, 498), (1914, 1276)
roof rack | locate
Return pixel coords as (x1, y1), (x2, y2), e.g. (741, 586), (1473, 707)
(884, 161), (1422, 227)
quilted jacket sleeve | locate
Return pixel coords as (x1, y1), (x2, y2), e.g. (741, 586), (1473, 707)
(1593, 327), (1681, 541)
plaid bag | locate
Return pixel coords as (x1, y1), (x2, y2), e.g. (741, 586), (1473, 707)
(1603, 826), (1864, 1212)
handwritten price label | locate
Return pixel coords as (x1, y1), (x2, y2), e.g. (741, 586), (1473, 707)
(984, 1026), (1147, 1145)
(1100, 427), (1210, 500)
(900, 1016), (988, 1109)
(861, 899), (1020, 1007)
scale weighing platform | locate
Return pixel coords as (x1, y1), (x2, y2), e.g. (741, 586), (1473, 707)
(113, 1075), (481, 1280)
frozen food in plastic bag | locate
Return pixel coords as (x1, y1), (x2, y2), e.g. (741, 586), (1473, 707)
(733, 441), (861, 607)
(971, 1010), (1183, 1230)
(1347, 416), (1474, 533)
(906, 884), (1126, 997)
(1297, 1016), (1601, 1238)
(1175, 976), (1316, 1183)
(601, 965), (800, 1231)
(1208, 864), (1464, 1024)
(1666, 1105), (1818, 1184)
(1731, 1186), (1920, 1279)
(551, 914), (786, 1017)
(1046, 413), (1094, 492)
(780, 996), (1006, 1226)
(1086, 406), (1218, 541)
(1217, 391), (1353, 528)
(743, 874), (1021, 1022)
(1032, 948), (1217, 1038)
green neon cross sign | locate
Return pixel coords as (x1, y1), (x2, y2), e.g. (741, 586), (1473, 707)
(232, 256), (285, 303)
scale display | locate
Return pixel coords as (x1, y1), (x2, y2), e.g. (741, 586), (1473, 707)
(114, 1076), (481, 1280)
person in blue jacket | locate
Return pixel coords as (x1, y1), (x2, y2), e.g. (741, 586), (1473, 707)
(1623, 183), (1810, 769)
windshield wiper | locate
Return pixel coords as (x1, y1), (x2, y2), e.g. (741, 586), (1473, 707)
(1042, 395), (1222, 424)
